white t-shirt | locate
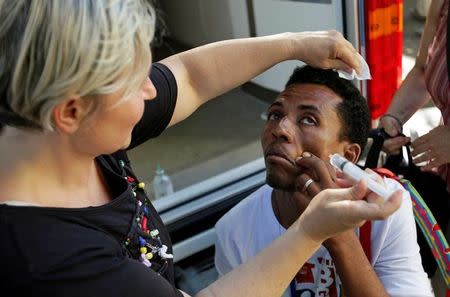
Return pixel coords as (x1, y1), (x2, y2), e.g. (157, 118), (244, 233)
(214, 179), (433, 297)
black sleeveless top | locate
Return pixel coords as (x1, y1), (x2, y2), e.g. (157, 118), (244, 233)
(0, 63), (182, 297)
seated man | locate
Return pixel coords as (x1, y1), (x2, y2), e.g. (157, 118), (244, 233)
(214, 66), (432, 297)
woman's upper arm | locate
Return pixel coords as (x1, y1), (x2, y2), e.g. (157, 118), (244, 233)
(415, 0), (445, 68)
(128, 63), (178, 149)
(160, 57), (204, 128)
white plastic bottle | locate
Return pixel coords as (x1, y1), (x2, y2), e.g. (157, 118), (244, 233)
(152, 164), (174, 199)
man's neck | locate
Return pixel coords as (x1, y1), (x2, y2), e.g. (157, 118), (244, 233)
(271, 188), (302, 229)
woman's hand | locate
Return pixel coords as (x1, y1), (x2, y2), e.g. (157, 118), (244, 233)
(412, 125), (450, 170)
(378, 115), (410, 155)
(288, 30), (361, 74)
(293, 152), (388, 212)
(298, 180), (402, 244)
(294, 153), (402, 241)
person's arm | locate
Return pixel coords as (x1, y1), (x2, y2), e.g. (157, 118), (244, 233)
(160, 31), (361, 127)
(323, 231), (389, 297)
(296, 154), (389, 296)
(379, 0), (444, 153)
(193, 181), (402, 297)
(201, 213), (321, 297)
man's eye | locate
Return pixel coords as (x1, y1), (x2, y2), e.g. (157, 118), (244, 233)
(267, 111), (282, 121)
(299, 116), (316, 126)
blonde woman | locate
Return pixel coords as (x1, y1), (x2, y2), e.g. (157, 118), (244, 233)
(0, 1), (402, 297)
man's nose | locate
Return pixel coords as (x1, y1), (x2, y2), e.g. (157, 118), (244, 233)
(272, 116), (294, 142)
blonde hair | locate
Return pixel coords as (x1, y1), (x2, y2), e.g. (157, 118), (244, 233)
(0, 0), (155, 130)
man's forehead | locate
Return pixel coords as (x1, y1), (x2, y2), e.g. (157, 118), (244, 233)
(274, 84), (342, 111)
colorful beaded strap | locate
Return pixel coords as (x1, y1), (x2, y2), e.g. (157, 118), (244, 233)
(401, 178), (450, 289)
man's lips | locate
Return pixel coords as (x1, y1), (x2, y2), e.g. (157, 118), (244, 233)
(265, 148), (297, 167)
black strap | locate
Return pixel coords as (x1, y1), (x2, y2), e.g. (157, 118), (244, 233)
(365, 129), (392, 169)
(364, 128), (409, 169)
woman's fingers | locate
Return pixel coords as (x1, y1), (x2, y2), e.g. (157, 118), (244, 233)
(328, 59), (354, 75)
(294, 30), (360, 73)
(334, 34), (361, 73)
(336, 169), (387, 205)
(351, 189), (403, 221)
(333, 181), (403, 220)
(412, 150), (432, 164)
(300, 181), (402, 242)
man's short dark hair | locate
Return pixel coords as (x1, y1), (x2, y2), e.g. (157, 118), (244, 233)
(285, 65), (370, 150)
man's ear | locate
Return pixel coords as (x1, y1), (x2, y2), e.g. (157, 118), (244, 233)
(52, 97), (91, 133)
(343, 143), (361, 163)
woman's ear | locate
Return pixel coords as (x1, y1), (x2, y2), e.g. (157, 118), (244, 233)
(52, 97), (91, 133)
(343, 143), (361, 163)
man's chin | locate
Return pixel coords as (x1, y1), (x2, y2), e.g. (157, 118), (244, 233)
(266, 174), (295, 192)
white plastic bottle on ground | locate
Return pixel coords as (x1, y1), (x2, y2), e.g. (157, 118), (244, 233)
(152, 164), (174, 199)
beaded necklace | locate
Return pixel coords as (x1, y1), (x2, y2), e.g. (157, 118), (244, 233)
(118, 159), (173, 274)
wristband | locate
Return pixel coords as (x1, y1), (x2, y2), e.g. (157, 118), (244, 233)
(380, 113), (403, 132)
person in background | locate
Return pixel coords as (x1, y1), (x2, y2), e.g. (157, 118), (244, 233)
(0, 1), (402, 297)
(379, 0), (450, 194)
(215, 66), (432, 297)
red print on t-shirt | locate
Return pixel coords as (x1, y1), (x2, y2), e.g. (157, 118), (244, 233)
(296, 262), (316, 284)
(293, 258), (339, 297)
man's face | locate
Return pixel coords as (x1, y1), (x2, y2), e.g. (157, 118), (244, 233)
(261, 83), (350, 191)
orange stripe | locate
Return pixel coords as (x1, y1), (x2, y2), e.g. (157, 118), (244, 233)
(368, 3), (403, 39)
